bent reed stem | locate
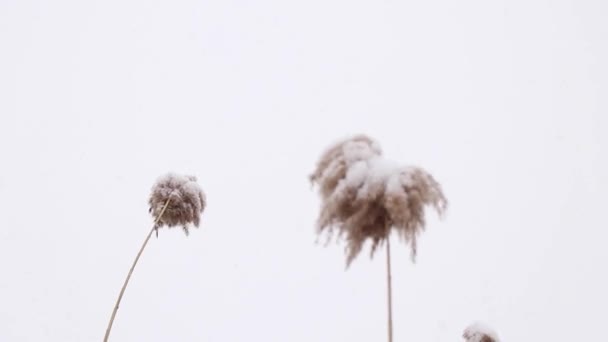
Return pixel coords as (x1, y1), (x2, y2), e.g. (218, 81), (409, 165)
(103, 198), (171, 342)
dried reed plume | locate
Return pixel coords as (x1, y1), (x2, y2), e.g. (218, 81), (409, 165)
(463, 321), (500, 342)
(148, 173), (207, 236)
(103, 172), (206, 342)
(310, 134), (447, 267)
(310, 134), (447, 342)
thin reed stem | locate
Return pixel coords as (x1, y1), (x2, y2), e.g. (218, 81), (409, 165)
(103, 198), (171, 342)
(386, 236), (393, 342)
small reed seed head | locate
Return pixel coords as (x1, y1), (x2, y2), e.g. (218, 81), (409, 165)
(463, 322), (500, 342)
(148, 172), (206, 235)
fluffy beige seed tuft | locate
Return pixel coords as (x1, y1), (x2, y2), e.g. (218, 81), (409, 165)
(310, 134), (447, 267)
(148, 172), (206, 235)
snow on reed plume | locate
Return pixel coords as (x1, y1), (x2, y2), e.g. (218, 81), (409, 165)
(310, 134), (447, 267)
(148, 172), (206, 235)
(463, 321), (500, 342)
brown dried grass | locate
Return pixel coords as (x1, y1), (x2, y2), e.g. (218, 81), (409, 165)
(148, 172), (206, 236)
(310, 134), (447, 267)
(104, 173), (206, 342)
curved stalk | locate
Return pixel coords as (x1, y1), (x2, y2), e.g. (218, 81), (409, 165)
(103, 198), (171, 342)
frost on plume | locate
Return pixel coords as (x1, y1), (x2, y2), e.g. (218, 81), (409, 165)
(148, 173), (206, 235)
(310, 134), (447, 267)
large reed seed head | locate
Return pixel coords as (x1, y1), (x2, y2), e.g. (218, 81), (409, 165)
(310, 134), (447, 267)
(148, 172), (206, 235)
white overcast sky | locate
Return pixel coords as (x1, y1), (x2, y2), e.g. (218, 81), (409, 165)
(1, 0), (607, 341)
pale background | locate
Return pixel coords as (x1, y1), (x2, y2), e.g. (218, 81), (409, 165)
(1, 0), (606, 341)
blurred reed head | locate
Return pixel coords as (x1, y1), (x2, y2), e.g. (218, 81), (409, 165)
(148, 172), (206, 236)
(463, 322), (500, 342)
(310, 134), (447, 267)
